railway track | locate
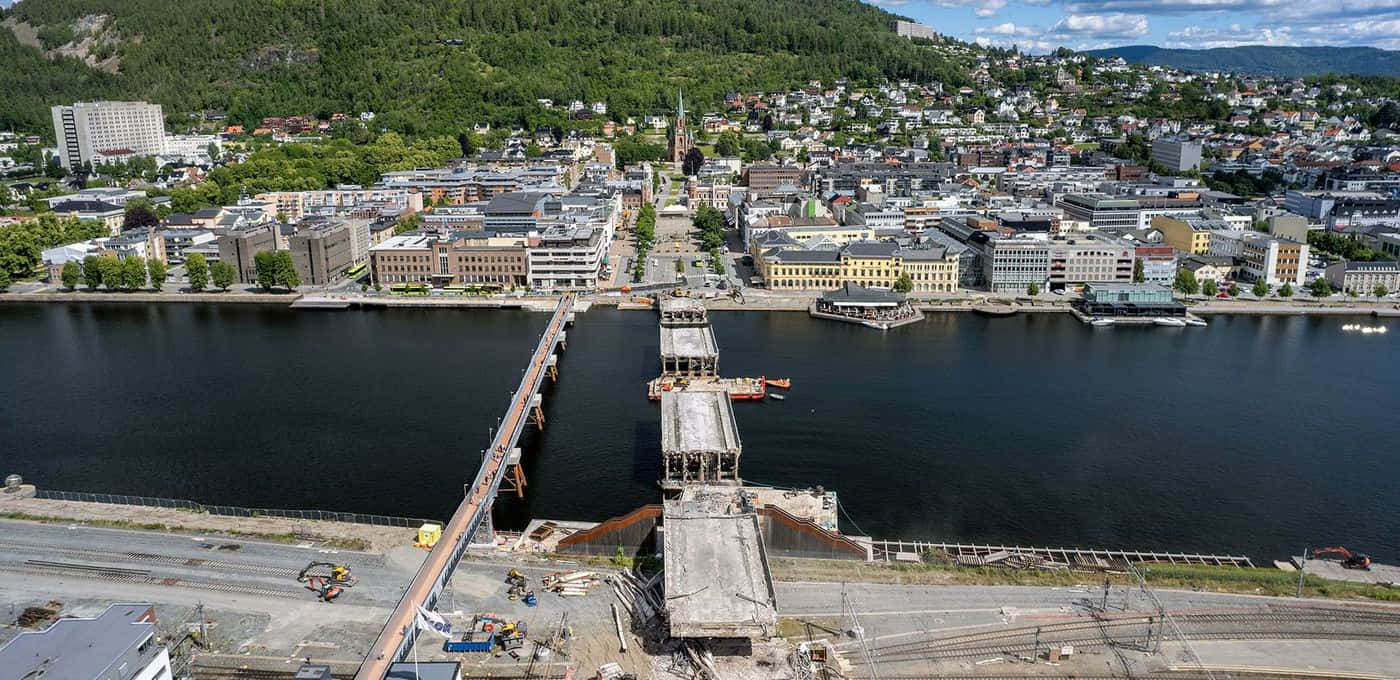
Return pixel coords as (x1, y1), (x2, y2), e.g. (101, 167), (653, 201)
(0, 539), (300, 577)
(857, 607), (1400, 663)
(0, 560), (305, 600)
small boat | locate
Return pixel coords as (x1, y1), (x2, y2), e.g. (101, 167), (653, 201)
(1184, 317), (1208, 327)
(862, 320), (889, 330)
(763, 378), (792, 389)
(1154, 317), (1187, 327)
(768, 392), (785, 401)
(1090, 318), (1115, 327)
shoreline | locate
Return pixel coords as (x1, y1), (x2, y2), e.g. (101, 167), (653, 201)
(3, 290), (1398, 317)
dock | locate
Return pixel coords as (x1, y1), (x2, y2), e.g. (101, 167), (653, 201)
(289, 296), (352, 310)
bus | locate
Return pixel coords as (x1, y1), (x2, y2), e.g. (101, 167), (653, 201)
(389, 283), (430, 296)
(344, 262), (368, 280)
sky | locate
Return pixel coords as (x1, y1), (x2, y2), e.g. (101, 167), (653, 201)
(866, 0), (1400, 53)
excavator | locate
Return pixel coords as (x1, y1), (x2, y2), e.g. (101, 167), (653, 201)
(1312, 546), (1372, 570)
(297, 562), (357, 586)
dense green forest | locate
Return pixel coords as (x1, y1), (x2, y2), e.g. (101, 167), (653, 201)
(0, 0), (972, 136)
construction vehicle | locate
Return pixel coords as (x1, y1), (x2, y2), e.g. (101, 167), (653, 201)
(302, 576), (344, 602)
(671, 288), (691, 298)
(297, 562), (356, 586)
(1312, 546), (1372, 569)
(444, 615), (526, 653)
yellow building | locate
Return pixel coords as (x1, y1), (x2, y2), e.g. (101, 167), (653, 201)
(1153, 214), (1236, 256)
(760, 240), (959, 292)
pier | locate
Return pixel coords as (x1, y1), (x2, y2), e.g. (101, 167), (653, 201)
(354, 295), (574, 680)
(870, 539), (1254, 568)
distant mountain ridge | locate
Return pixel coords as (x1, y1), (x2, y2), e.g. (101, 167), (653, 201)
(1083, 45), (1400, 78)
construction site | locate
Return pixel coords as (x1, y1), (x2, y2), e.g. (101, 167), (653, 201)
(5, 295), (1400, 680)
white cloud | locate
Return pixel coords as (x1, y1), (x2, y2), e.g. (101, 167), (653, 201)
(1164, 24), (1297, 48)
(1049, 13), (1150, 39)
(974, 22), (1039, 37)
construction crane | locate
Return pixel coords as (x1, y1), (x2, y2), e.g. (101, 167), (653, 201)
(1312, 546), (1371, 569)
(297, 561), (357, 585)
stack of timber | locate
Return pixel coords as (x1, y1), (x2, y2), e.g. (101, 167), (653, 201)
(611, 568), (665, 630)
(542, 570), (604, 597)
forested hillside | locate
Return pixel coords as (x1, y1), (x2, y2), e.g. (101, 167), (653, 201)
(0, 0), (971, 136)
(1083, 45), (1400, 78)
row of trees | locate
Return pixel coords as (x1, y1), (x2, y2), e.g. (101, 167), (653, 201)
(1307, 231), (1385, 262)
(60, 254), (167, 291)
(693, 204), (727, 275)
(630, 204), (656, 280)
(183, 253), (237, 292)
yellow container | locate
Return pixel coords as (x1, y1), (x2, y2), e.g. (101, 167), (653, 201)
(416, 522), (443, 548)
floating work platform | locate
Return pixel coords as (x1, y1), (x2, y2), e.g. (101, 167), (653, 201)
(648, 376), (765, 401)
(971, 304), (1018, 317)
(289, 296), (352, 310)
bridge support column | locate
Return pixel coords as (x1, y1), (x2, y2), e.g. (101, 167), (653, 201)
(559, 330), (567, 351)
(500, 448), (527, 499)
(547, 354), (559, 382)
(527, 393), (546, 430)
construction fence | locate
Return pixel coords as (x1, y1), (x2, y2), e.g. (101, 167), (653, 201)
(32, 489), (437, 528)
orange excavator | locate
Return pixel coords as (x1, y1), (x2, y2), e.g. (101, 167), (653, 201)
(1312, 546), (1371, 570)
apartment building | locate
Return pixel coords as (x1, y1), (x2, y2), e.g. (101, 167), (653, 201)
(1239, 234), (1308, 286)
(744, 163), (801, 194)
(51, 101), (167, 168)
(370, 231), (530, 287)
(217, 223), (278, 284)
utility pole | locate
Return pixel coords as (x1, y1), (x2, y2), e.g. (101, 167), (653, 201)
(1296, 546), (1308, 598)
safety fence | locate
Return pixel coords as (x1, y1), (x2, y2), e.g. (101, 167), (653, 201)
(32, 489), (437, 528)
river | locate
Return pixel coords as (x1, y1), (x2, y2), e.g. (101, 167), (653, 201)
(1, 302), (1396, 561)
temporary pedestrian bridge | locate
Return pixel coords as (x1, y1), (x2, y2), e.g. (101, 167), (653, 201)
(355, 295), (574, 679)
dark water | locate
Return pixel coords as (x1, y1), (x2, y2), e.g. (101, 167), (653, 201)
(2, 303), (1397, 561)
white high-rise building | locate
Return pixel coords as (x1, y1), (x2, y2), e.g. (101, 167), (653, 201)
(51, 101), (168, 168)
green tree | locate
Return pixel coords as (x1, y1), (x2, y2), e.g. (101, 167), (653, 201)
(60, 260), (81, 290)
(1252, 279), (1270, 297)
(0, 268), (10, 292)
(123, 203), (160, 231)
(97, 256), (123, 290)
(1310, 278), (1332, 297)
(1376, 284), (1390, 298)
(1132, 258), (1145, 283)
(682, 147), (705, 176)
(82, 255), (103, 290)
(1201, 278), (1219, 296)
(274, 250), (300, 290)
(254, 250), (278, 291)
(146, 257), (168, 291)
(713, 132), (742, 157)
(186, 252), (209, 292)
(894, 272), (913, 294)
(1173, 269), (1199, 295)
(122, 255), (148, 290)
(211, 260), (236, 291)
(1027, 282), (1040, 296)
(1228, 283), (1240, 297)
(1279, 281), (1294, 298)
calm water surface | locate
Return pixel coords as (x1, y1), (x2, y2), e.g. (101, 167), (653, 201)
(2, 303), (1396, 561)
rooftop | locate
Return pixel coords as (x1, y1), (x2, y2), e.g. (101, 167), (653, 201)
(0, 603), (159, 679)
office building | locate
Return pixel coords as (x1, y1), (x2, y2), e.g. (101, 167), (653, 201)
(51, 101), (167, 169)
(1150, 137), (1203, 172)
(527, 225), (607, 291)
(370, 231), (530, 287)
(1153, 214), (1240, 256)
(1325, 260), (1400, 294)
(1239, 234), (1307, 286)
(1056, 193), (1140, 231)
(288, 219), (355, 285)
(0, 602), (172, 680)
(217, 223), (278, 284)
